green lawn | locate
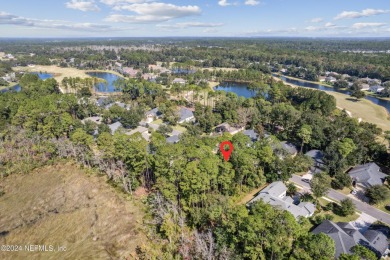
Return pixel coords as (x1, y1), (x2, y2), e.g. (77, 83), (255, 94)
(151, 119), (163, 124)
(316, 196), (360, 222)
(172, 125), (187, 132)
(375, 197), (390, 213)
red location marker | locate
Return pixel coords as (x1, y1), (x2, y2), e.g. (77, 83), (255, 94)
(220, 141), (234, 161)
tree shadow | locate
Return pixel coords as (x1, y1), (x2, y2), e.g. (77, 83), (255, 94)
(346, 98), (359, 102)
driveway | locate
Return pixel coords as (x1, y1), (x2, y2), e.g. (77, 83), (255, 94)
(350, 213), (377, 233)
(290, 175), (390, 225)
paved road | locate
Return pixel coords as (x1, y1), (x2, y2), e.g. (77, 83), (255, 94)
(290, 175), (390, 225)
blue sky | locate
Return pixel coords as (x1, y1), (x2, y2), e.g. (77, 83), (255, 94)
(0, 0), (389, 37)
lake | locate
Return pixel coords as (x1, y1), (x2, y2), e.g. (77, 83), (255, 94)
(215, 77), (390, 114)
(86, 72), (122, 92)
(214, 82), (256, 98)
(1, 72), (53, 93)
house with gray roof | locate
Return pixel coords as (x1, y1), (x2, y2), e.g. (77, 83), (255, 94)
(96, 97), (113, 107)
(304, 149), (325, 178)
(166, 135), (180, 144)
(348, 162), (387, 189)
(215, 123), (244, 135)
(281, 141), (298, 156)
(145, 108), (163, 123)
(108, 121), (122, 134)
(177, 107), (194, 124)
(243, 129), (258, 142)
(248, 181), (315, 219)
(312, 220), (389, 258)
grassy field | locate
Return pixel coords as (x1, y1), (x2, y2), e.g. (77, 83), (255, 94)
(0, 163), (146, 260)
(13, 65), (124, 81)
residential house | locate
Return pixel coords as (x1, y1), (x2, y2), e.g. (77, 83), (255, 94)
(319, 76), (326, 82)
(123, 67), (139, 78)
(149, 64), (170, 74)
(305, 149), (325, 169)
(105, 101), (130, 110)
(108, 121), (122, 134)
(96, 97), (113, 108)
(280, 141), (298, 157)
(243, 129), (258, 142)
(325, 76), (337, 83)
(172, 78), (186, 85)
(166, 135), (180, 144)
(301, 150), (325, 180)
(177, 107), (195, 124)
(348, 162), (387, 189)
(248, 181), (315, 219)
(369, 85), (385, 93)
(312, 220), (389, 258)
(215, 123), (244, 135)
(145, 108), (162, 123)
(142, 73), (156, 81)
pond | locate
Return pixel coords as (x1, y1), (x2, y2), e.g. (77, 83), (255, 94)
(215, 77), (390, 114)
(1, 72), (53, 93)
(214, 82), (256, 98)
(86, 72), (123, 92)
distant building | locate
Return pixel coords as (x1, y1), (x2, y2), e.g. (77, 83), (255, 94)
(248, 181), (315, 219)
(369, 85), (384, 93)
(172, 78), (186, 85)
(123, 67), (139, 77)
(312, 220), (389, 258)
(348, 162), (386, 189)
(325, 76), (337, 83)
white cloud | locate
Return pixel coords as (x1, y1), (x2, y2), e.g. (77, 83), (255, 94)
(218, 0), (231, 6)
(334, 9), (390, 20)
(203, 28), (218, 33)
(305, 26), (317, 31)
(351, 22), (386, 29)
(100, 0), (148, 5)
(157, 22), (224, 29)
(310, 18), (323, 23)
(325, 22), (335, 27)
(65, 0), (100, 12)
(105, 3), (201, 23)
(0, 11), (125, 32)
(245, 0), (260, 6)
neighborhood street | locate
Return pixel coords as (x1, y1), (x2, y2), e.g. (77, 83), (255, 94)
(290, 175), (390, 225)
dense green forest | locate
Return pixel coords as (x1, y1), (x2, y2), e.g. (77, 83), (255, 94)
(1, 66), (389, 258)
(1, 38), (389, 81)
